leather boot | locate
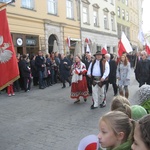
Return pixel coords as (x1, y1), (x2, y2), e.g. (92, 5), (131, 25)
(125, 92), (129, 99)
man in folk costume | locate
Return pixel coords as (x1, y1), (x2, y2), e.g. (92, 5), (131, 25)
(87, 50), (110, 109)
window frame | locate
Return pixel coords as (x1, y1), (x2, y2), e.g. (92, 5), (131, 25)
(66, 0), (74, 19)
(21, 0), (35, 10)
(47, 0), (57, 15)
(82, 5), (89, 24)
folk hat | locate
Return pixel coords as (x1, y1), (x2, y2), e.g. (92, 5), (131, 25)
(131, 105), (147, 120)
(93, 50), (102, 56)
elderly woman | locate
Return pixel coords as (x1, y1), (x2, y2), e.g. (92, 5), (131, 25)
(71, 55), (89, 103)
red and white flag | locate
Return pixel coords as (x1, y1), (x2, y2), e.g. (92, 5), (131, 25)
(101, 44), (107, 54)
(145, 40), (150, 54)
(0, 9), (19, 90)
(118, 32), (133, 57)
(86, 43), (91, 53)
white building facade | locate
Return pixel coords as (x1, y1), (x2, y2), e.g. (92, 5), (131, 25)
(80, 0), (118, 55)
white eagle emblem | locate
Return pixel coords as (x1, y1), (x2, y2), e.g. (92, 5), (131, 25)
(0, 35), (13, 63)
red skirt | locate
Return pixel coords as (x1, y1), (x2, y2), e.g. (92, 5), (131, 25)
(71, 76), (89, 99)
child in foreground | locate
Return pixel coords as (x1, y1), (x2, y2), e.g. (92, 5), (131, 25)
(98, 111), (133, 150)
(131, 114), (150, 150)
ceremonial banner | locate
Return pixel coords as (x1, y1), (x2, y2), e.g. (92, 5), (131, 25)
(0, 9), (19, 90)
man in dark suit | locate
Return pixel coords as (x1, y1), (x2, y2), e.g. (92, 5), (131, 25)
(59, 53), (71, 88)
(35, 50), (46, 89)
(105, 53), (118, 96)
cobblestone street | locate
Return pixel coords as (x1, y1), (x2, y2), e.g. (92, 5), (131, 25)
(0, 69), (139, 150)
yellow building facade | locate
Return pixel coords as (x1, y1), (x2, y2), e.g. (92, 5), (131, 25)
(0, 0), (80, 55)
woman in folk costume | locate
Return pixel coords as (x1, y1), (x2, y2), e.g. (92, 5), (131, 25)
(116, 54), (130, 98)
(71, 55), (89, 103)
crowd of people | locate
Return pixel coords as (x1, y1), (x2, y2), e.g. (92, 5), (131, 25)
(1, 48), (150, 150)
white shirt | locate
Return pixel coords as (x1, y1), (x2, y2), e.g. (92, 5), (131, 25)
(87, 59), (110, 79)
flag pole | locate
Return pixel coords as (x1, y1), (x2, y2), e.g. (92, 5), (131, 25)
(0, 0), (15, 9)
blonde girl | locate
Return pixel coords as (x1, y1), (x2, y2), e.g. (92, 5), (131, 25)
(98, 111), (133, 150)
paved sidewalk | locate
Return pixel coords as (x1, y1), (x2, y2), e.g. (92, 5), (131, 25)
(0, 69), (139, 150)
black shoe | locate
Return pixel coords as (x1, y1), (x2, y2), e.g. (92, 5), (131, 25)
(84, 98), (87, 102)
(74, 99), (80, 104)
(99, 101), (106, 108)
(91, 105), (98, 109)
(62, 86), (66, 89)
(39, 87), (44, 89)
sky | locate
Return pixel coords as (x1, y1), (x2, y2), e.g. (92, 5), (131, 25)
(142, 0), (150, 33)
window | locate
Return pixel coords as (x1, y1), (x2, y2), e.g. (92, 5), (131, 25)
(93, 10), (98, 26)
(48, 0), (57, 15)
(122, 9), (125, 20)
(122, 0), (125, 3)
(126, 11), (129, 21)
(0, 0), (7, 2)
(125, 0), (128, 5)
(117, 7), (120, 17)
(110, 0), (114, 4)
(66, 0), (74, 19)
(104, 12), (109, 29)
(83, 6), (88, 24)
(21, 0), (34, 9)
(111, 15), (115, 31)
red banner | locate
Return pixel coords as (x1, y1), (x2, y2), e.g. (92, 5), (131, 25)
(0, 9), (19, 90)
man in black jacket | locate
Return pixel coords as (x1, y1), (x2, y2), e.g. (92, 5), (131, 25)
(105, 53), (118, 96)
(19, 54), (31, 92)
(35, 50), (46, 89)
(134, 50), (150, 87)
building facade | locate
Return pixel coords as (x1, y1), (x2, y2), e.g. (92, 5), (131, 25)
(116, 0), (130, 40)
(0, 0), (80, 55)
(80, 0), (118, 55)
(0, 0), (143, 55)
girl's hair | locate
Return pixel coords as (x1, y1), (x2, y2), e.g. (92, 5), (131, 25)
(138, 114), (150, 148)
(100, 111), (132, 142)
(121, 55), (128, 66)
(111, 96), (131, 118)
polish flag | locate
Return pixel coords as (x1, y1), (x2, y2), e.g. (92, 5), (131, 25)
(66, 37), (70, 47)
(78, 135), (100, 150)
(145, 40), (150, 54)
(0, 9), (19, 90)
(118, 32), (133, 57)
(101, 44), (107, 54)
(86, 43), (91, 53)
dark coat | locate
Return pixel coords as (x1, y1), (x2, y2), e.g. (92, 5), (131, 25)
(108, 59), (117, 84)
(135, 59), (150, 83)
(35, 55), (45, 72)
(19, 59), (30, 78)
(30, 60), (38, 77)
(59, 57), (71, 78)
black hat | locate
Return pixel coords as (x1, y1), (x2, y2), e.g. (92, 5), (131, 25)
(94, 50), (102, 56)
